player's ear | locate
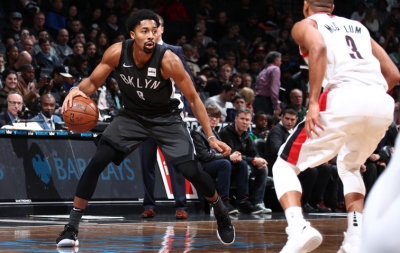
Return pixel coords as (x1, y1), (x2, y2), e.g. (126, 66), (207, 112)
(130, 31), (135, 40)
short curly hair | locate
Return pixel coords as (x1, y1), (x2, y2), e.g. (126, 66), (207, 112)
(126, 9), (160, 33)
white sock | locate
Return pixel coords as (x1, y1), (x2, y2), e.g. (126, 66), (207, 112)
(347, 211), (363, 235)
(285, 206), (305, 228)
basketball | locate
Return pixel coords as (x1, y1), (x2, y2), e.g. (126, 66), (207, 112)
(62, 96), (99, 133)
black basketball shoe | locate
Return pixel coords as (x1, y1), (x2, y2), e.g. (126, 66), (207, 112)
(56, 224), (79, 247)
(215, 209), (235, 245)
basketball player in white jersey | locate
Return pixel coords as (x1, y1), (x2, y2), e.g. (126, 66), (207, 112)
(271, 0), (400, 252)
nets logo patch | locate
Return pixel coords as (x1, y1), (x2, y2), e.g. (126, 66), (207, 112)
(147, 67), (156, 77)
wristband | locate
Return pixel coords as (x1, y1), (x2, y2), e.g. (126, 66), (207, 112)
(70, 86), (80, 91)
(207, 136), (216, 141)
(252, 157), (257, 166)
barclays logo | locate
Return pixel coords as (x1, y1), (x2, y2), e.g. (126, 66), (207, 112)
(32, 154), (52, 184)
(56, 132), (68, 136)
(80, 133), (92, 137)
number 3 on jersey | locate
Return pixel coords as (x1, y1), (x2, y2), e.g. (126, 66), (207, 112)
(345, 35), (363, 59)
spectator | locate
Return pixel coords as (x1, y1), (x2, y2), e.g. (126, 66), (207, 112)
(63, 41), (84, 66)
(0, 91), (24, 128)
(29, 12), (46, 37)
(253, 51), (282, 117)
(33, 29), (58, 57)
(35, 38), (61, 68)
(84, 42), (97, 74)
(230, 72), (242, 90)
(39, 65), (72, 104)
(205, 83), (235, 122)
(72, 31), (86, 46)
(207, 55), (219, 79)
(286, 64), (309, 107)
(14, 29), (30, 52)
(102, 12), (122, 43)
(225, 94), (245, 122)
(87, 27), (99, 44)
(15, 64), (44, 107)
(249, 111), (268, 140)
(376, 0), (390, 25)
(0, 70), (18, 112)
(54, 29), (73, 63)
(68, 19), (85, 47)
(204, 64), (233, 97)
(241, 73), (253, 89)
(83, 7), (105, 32)
(212, 11), (229, 43)
(70, 54), (88, 78)
(190, 105), (238, 214)
(102, 0), (116, 22)
(363, 8), (380, 41)
(289, 89), (307, 125)
(248, 58), (261, 84)
(5, 44), (19, 69)
(7, 51), (32, 72)
(219, 107), (270, 213)
(379, 25), (398, 53)
(238, 87), (255, 113)
(182, 44), (200, 75)
(98, 77), (123, 116)
(351, 2), (367, 21)
(31, 94), (62, 130)
(198, 41), (217, 67)
(4, 12), (24, 43)
(225, 52), (237, 73)
(218, 22), (244, 58)
(45, 0), (67, 38)
(237, 57), (249, 75)
(253, 45), (267, 70)
(96, 31), (110, 54)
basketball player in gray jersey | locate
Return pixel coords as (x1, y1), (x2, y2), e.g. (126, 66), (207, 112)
(56, 9), (235, 247)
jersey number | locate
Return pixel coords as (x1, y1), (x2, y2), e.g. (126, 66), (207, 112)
(345, 35), (363, 59)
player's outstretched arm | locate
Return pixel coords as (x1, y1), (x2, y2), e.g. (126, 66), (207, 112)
(62, 43), (122, 112)
(161, 50), (231, 156)
(371, 38), (400, 91)
(292, 19), (326, 138)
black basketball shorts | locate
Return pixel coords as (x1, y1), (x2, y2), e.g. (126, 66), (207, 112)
(101, 113), (195, 166)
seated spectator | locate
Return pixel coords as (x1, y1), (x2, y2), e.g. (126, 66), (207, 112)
(225, 94), (245, 122)
(238, 87), (255, 113)
(98, 77), (123, 116)
(219, 107), (271, 213)
(7, 51), (32, 72)
(5, 44), (19, 69)
(241, 73), (253, 90)
(70, 54), (89, 78)
(35, 38), (61, 68)
(230, 72), (242, 90)
(45, 0), (67, 38)
(63, 41), (84, 66)
(54, 29), (73, 63)
(14, 29), (31, 52)
(33, 29), (58, 57)
(205, 83), (235, 122)
(190, 105), (263, 214)
(249, 111), (268, 141)
(39, 65), (72, 105)
(15, 64), (46, 107)
(96, 31), (110, 54)
(0, 70), (18, 112)
(31, 94), (62, 130)
(0, 91), (24, 128)
(204, 64), (233, 97)
(289, 89), (307, 125)
(351, 2), (366, 21)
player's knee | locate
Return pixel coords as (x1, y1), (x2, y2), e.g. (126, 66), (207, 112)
(338, 164), (366, 196)
(273, 157), (302, 199)
(175, 160), (201, 181)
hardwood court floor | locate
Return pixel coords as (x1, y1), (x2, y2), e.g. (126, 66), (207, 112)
(0, 213), (348, 252)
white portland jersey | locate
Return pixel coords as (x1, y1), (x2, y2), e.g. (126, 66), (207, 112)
(304, 13), (388, 91)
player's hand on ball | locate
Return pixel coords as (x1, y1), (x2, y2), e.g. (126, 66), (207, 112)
(209, 139), (231, 156)
(62, 87), (88, 112)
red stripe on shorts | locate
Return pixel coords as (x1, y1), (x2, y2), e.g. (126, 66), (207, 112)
(285, 89), (331, 164)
